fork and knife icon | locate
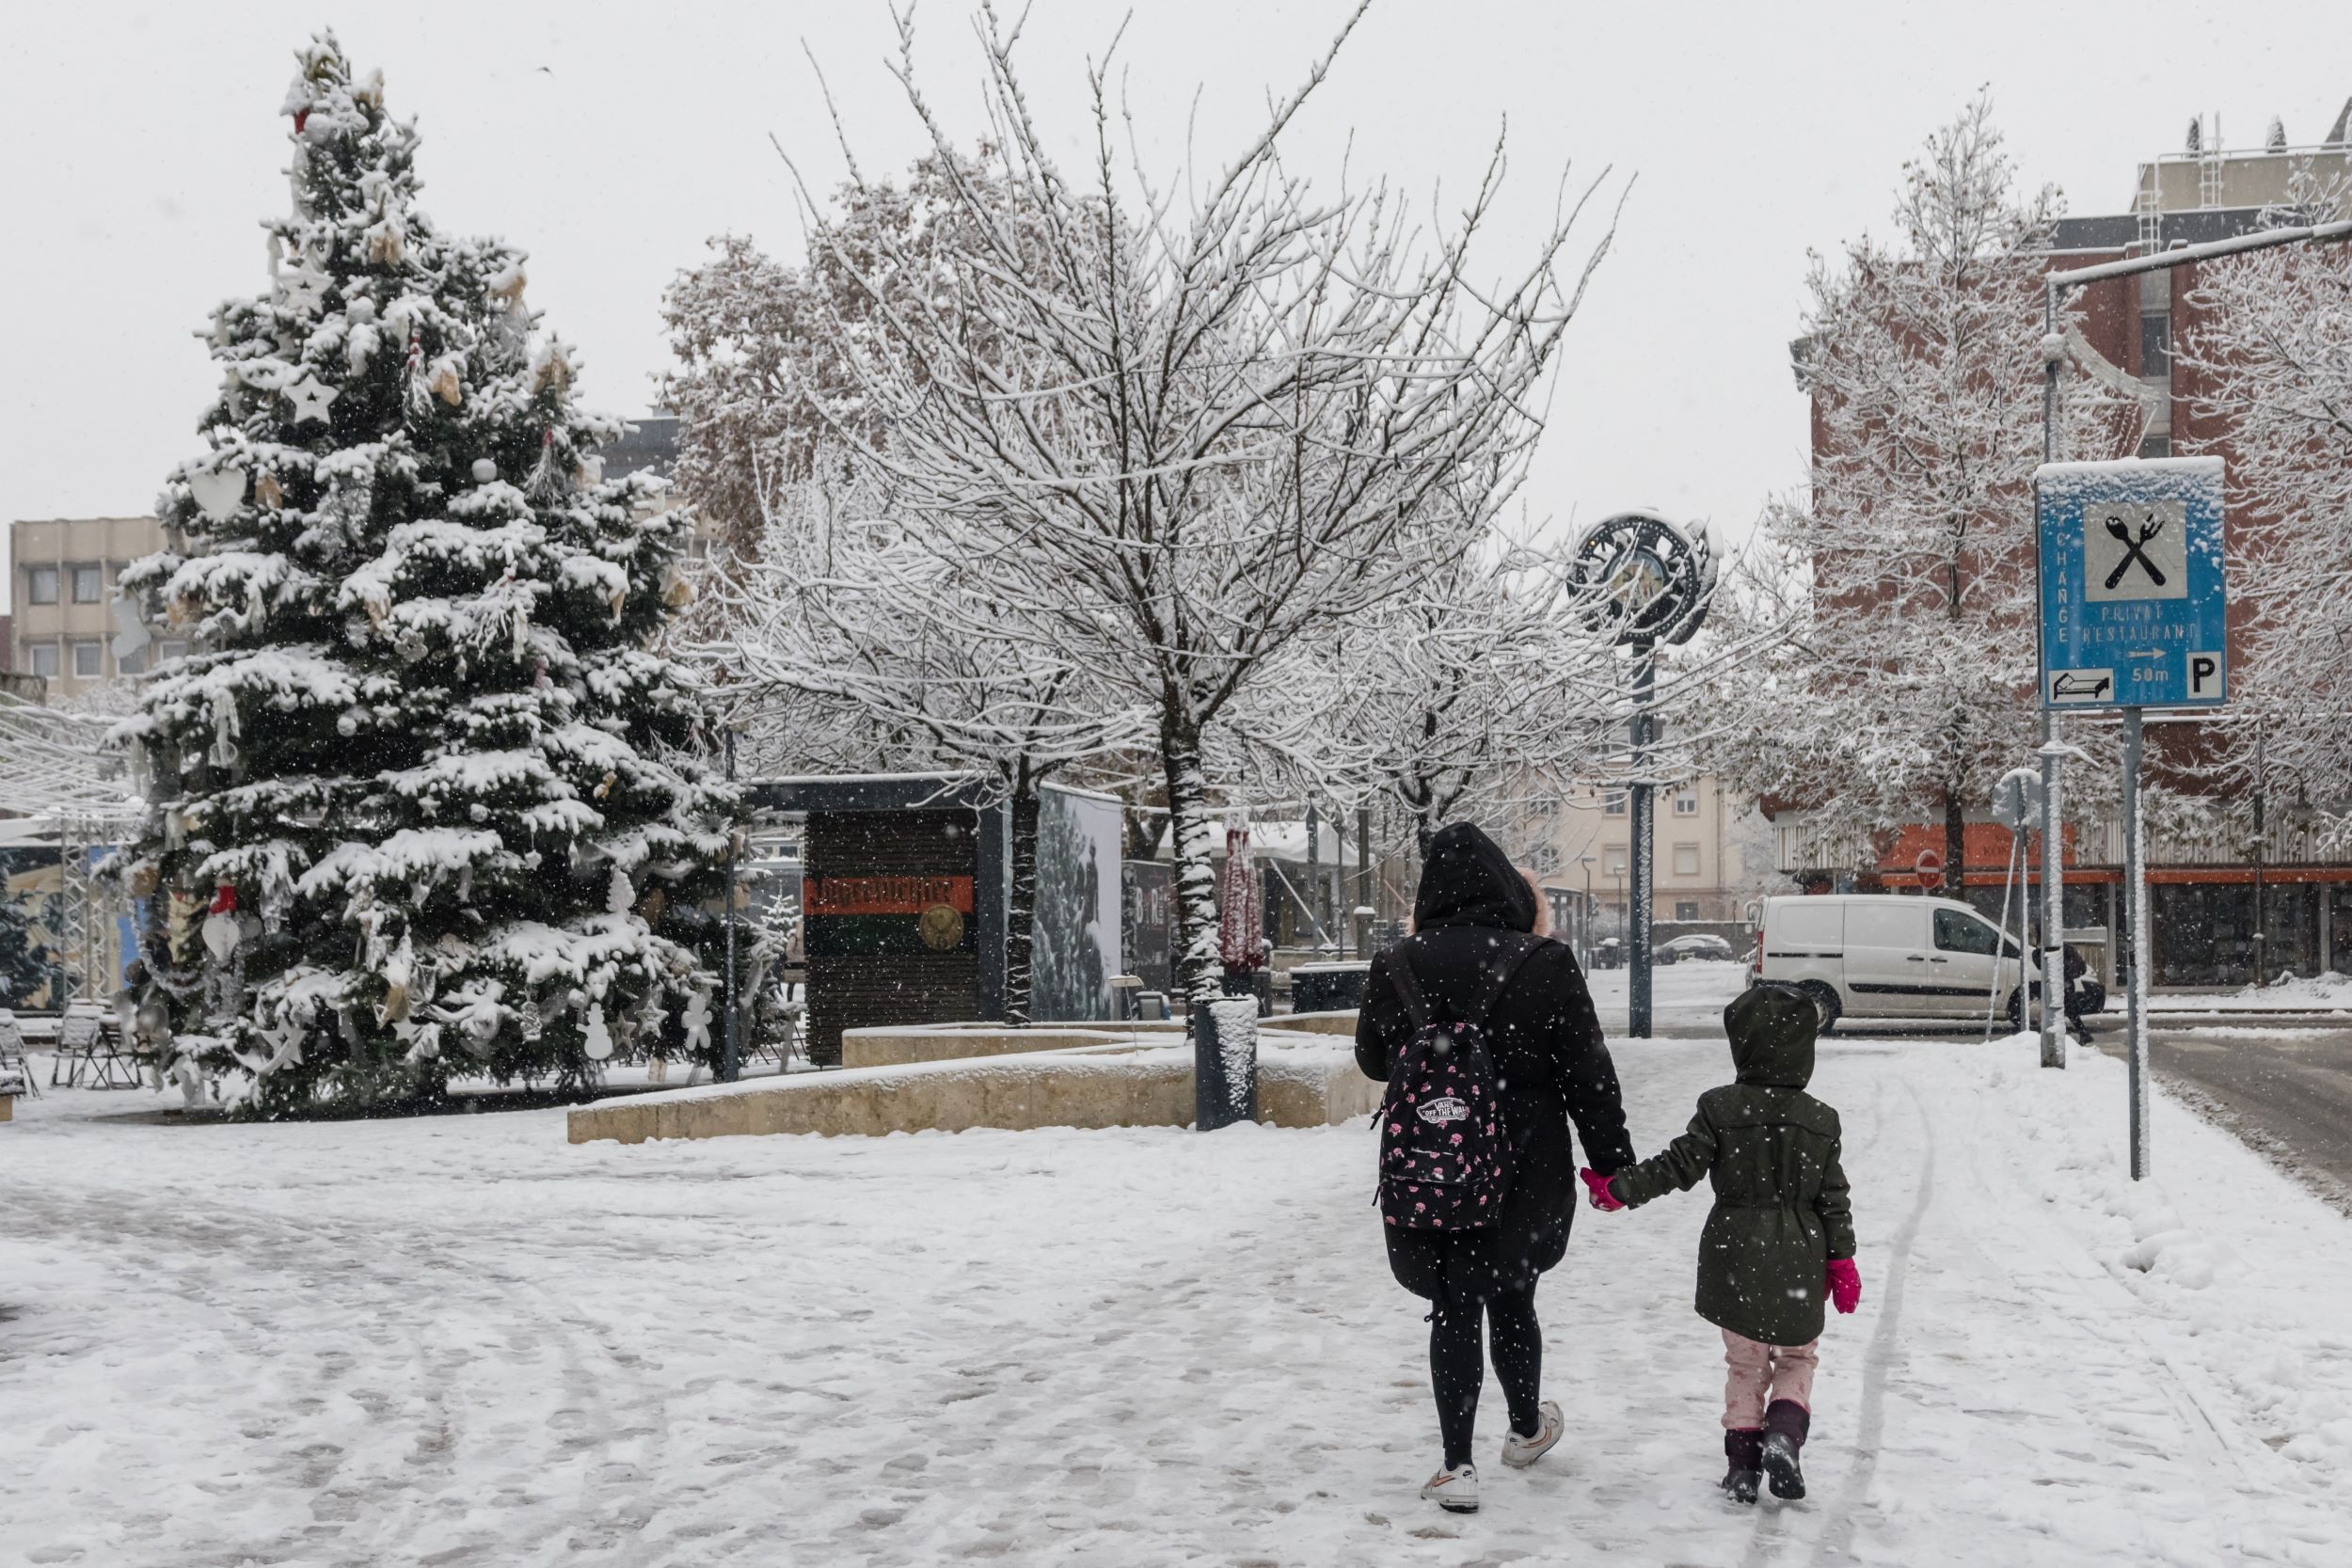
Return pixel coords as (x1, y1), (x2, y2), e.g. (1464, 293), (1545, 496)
(2104, 512), (2167, 590)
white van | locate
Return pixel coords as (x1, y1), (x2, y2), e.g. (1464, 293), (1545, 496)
(1750, 895), (2038, 1030)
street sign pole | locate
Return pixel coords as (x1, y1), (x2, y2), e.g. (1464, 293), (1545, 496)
(2040, 292), (2067, 1071)
(2038, 456), (2226, 1180)
(2039, 737), (2066, 1069)
(2122, 706), (2150, 1179)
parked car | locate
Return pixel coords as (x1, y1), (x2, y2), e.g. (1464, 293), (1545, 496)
(1656, 933), (1738, 965)
(1751, 895), (2040, 1030)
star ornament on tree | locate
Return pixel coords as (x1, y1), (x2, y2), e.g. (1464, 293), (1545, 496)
(286, 374), (338, 425)
(278, 264), (330, 314)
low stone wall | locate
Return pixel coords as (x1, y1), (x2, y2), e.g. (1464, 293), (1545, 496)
(839, 1020), (1190, 1069)
(566, 1031), (1377, 1145)
(1277, 1010), (1360, 1037)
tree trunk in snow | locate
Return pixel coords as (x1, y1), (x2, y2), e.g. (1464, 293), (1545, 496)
(1161, 721), (1225, 1012)
(1006, 784), (1041, 1027)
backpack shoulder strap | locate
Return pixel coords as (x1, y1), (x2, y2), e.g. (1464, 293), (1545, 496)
(1465, 934), (1545, 1032)
(1384, 942), (1433, 1031)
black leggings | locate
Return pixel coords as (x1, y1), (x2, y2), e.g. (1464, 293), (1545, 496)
(1429, 1283), (1543, 1468)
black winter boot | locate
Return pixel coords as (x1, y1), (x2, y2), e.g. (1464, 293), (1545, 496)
(1760, 1400), (1811, 1500)
(1720, 1429), (1763, 1505)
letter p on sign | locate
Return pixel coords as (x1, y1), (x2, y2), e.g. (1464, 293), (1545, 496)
(2188, 651), (2224, 700)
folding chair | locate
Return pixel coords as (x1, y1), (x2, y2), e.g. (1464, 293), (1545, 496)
(50, 1006), (137, 1089)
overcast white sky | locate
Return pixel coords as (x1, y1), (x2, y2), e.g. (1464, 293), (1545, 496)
(4, 0), (2345, 610)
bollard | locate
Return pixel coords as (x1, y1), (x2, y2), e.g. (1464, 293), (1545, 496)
(1193, 997), (1260, 1130)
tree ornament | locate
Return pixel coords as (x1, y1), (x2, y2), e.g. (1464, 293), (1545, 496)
(582, 1004), (613, 1061)
(427, 360), (463, 405)
(471, 457), (498, 483)
(278, 264), (330, 314)
(285, 374), (338, 425)
(607, 866), (634, 915)
(681, 987), (712, 1055)
(255, 471), (284, 508)
(189, 466), (249, 522)
(201, 884), (241, 965)
(519, 998), (543, 1041)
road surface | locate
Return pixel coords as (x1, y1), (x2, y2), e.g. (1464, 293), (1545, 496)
(2094, 1017), (2352, 1198)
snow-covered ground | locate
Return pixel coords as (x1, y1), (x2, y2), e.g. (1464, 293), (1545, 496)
(1582, 956), (1752, 1033)
(5, 1030), (2349, 1566)
(2148, 972), (2352, 1012)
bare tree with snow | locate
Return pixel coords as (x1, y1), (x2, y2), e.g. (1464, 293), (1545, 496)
(708, 458), (1147, 1022)
(2182, 240), (2352, 841)
(1722, 98), (2134, 887)
(792, 5), (1612, 1006)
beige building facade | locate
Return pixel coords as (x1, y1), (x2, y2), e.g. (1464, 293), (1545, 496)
(8, 515), (175, 698)
(1505, 776), (1772, 941)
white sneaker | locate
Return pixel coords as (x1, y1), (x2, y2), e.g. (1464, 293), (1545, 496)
(1421, 1464), (1479, 1513)
(1501, 1400), (1563, 1468)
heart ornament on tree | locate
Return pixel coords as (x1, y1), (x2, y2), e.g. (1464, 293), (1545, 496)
(188, 466), (249, 522)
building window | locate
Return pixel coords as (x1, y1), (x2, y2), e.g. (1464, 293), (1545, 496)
(1529, 844), (1562, 875)
(1603, 844), (1629, 877)
(2140, 312), (2170, 378)
(1673, 788), (1699, 816)
(71, 563), (103, 603)
(158, 639), (190, 662)
(72, 641), (103, 677)
(26, 566), (58, 605)
(1602, 789), (1628, 816)
(119, 643), (149, 676)
(1673, 843), (1701, 877)
(2137, 434), (2171, 459)
(1675, 900), (1700, 922)
(1528, 797), (1558, 816)
(27, 642), (60, 677)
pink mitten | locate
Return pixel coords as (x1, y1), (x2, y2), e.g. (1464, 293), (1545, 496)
(1579, 1167), (1626, 1212)
(1828, 1257), (1862, 1314)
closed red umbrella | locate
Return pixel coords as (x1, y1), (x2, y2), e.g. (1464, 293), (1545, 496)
(1217, 813), (1263, 974)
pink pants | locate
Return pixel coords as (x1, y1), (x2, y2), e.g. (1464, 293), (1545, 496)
(1722, 1329), (1818, 1430)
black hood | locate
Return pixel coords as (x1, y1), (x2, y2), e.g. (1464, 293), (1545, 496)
(1725, 982), (1817, 1088)
(1413, 823), (1537, 934)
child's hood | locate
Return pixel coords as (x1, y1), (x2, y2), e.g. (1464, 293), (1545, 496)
(1724, 982), (1817, 1088)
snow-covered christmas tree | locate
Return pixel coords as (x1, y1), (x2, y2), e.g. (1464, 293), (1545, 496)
(118, 34), (730, 1116)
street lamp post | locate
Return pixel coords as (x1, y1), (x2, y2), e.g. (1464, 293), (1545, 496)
(1565, 512), (1715, 1040)
(1579, 852), (1597, 970)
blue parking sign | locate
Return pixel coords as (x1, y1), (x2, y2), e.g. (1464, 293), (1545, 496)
(2037, 457), (2228, 710)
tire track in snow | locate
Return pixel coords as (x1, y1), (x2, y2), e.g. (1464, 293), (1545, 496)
(1727, 1064), (1932, 1568)
(1807, 1073), (1934, 1566)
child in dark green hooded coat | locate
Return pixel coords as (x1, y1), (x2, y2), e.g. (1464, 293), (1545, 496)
(1580, 981), (1860, 1504)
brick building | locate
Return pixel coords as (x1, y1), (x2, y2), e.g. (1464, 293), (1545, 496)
(1774, 103), (2352, 986)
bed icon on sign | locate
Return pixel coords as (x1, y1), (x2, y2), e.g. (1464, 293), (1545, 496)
(2048, 669), (2114, 704)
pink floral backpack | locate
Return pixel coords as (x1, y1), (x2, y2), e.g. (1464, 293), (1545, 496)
(1375, 937), (1538, 1230)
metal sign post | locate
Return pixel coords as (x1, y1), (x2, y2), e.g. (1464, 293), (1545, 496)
(2037, 457), (2228, 1180)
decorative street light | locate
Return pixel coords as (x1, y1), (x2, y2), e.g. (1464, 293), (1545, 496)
(1566, 512), (1716, 1036)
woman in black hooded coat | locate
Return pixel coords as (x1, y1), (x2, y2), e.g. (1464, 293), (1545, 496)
(1355, 823), (1636, 1512)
